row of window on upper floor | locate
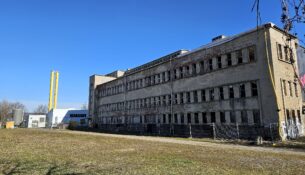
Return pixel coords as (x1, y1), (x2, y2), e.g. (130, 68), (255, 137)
(98, 46), (256, 98)
(276, 43), (294, 63)
(281, 79), (299, 97)
(97, 109), (261, 125)
(99, 81), (258, 113)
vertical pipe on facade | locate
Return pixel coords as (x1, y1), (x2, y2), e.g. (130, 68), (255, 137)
(170, 57), (173, 132)
(48, 71), (54, 112)
(53, 71), (59, 109)
(264, 27), (283, 139)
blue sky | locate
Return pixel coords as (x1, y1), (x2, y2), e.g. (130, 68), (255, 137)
(0, 0), (304, 111)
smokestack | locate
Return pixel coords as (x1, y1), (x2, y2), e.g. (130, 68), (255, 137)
(48, 71), (54, 112)
(48, 71), (59, 112)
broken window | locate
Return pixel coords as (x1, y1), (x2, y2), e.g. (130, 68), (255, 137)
(251, 82), (258, 97)
(187, 113), (191, 124)
(209, 88), (215, 101)
(230, 111), (236, 123)
(167, 71), (171, 81)
(162, 72), (166, 82)
(277, 43), (283, 60)
(180, 92), (184, 104)
(192, 63), (197, 75)
(248, 46), (255, 62)
(284, 46), (289, 62)
(227, 53), (232, 66)
(237, 50), (243, 64)
(209, 59), (213, 71)
(174, 114), (178, 123)
(180, 113), (185, 124)
(174, 94), (178, 104)
(201, 89), (206, 102)
(241, 111), (248, 124)
(253, 110), (260, 124)
(297, 110), (301, 123)
(163, 114), (166, 123)
(200, 61), (205, 73)
(179, 67), (184, 78)
(229, 85), (234, 99)
(168, 114), (172, 124)
(193, 91), (198, 103)
(239, 84), (246, 98)
(217, 56), (222, 68)
(219, 87), (224, 100)
(220, 112), (226, 123)
(202, 112), (207, 123)
(186, 92), (191, 103)
(210, 112), (216, 123)
(194, 113), (199, 124)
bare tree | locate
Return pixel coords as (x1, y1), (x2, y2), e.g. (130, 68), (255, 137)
(0, 100), (11, 122)
(33, 104), (48, 114)
(252, 0), (305, 43)
(0, 100), (26, 122)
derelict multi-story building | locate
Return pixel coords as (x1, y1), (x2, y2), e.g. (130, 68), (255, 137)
(89, 23), (304, 139)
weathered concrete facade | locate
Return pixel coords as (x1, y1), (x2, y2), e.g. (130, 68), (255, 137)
(89, 23), (304, 139)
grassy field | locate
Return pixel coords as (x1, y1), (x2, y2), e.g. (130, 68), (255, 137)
(0, 129), (305, 175)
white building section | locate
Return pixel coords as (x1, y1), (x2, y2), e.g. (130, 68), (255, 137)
(27, 114), (46, 128)
(47, 108), (88, 128)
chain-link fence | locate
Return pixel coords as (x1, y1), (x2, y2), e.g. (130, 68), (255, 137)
(75, 123), (280, 141)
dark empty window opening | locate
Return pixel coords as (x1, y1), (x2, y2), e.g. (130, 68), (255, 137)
(237, 50), (243, 64)
(174, 69), (177, 79)
(202, 112), (207, 123)
(219, 87), (224, 100)
(217, 56), (222, 68)
(186, 92), (191, 103)
(180, 67), (184, 78)
(163, 114), (166, 123)
(220, 112), (226, 123)
(241, 111), (248, 124)
(253, 110), (260, 124)
(284, 46), (289, 62)
(229, 86), (234, 99)
(168, 114), (172, 124)
(194, 113), (199, 124)
(209, 59), (213, 71)
(230, 111), (236, 123)
(277, 44), (283, 60)
(227, 53), (232, 66)
(174, 114), (178, 124)
(201, 90), (206, 102)
(211, 112), (216, 123)
(192, 63), (197, 74)
(187, 113), (191, 124)
(209, 89), (215, 101)
(180, 93), (184, 104)
(239, 84), (246, 98)
(251, 82), (258, 97)
(180, 114), (184, 124)
(249, 46), (255, 62)
(200, 61), (205, 73)
(194, 91), (198, 103)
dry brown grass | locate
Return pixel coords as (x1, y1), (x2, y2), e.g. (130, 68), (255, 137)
(0, 129), (305, 175)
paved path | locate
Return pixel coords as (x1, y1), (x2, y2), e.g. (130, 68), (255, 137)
(50, 129), (305, 156)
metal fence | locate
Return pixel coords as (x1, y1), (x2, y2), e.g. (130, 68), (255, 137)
(75, 123), (280, 141)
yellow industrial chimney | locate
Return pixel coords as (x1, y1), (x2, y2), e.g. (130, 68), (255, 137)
(48, 71), (59, 112)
